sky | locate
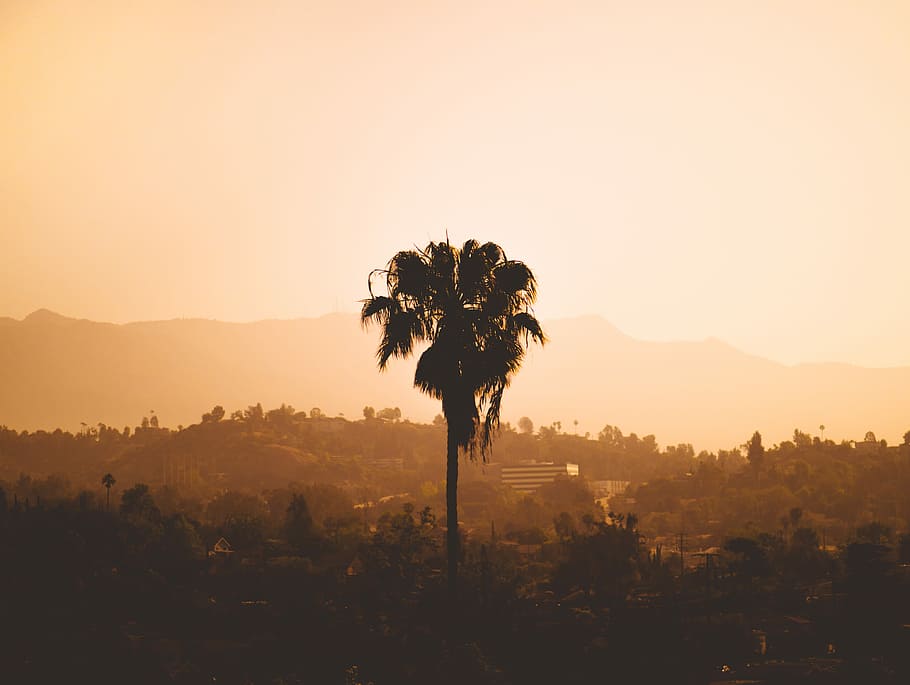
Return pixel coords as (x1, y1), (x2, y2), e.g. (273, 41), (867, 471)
(2, 0), (909, 367)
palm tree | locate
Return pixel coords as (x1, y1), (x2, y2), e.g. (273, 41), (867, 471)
(101, 473), (115, 512)
(362, 238), (545, 597)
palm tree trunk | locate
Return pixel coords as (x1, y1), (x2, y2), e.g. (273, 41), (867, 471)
(446, 423), (459, 600)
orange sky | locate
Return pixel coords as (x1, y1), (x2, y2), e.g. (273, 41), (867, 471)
(2, 1), (909, 366)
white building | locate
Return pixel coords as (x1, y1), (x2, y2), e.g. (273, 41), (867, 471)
(501, 462), (579, 494)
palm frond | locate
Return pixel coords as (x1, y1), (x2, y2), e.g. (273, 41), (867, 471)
(377, 308), (424, 370)
(479, 383), (505, 460)
(513, 311), (547, 345)
(360, 296), (395, 328)
(493, 260), (538, 300)
(478, 242), (505, 266)
(389, 250), (430, 299)
(414, 344), (450, 400)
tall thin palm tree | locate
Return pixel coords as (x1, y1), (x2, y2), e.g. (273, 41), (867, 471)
(362, 238), (545, 597)
(101, 473), (115, 512)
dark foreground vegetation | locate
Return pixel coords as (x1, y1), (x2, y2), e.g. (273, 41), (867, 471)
(2, 406), (910, 683)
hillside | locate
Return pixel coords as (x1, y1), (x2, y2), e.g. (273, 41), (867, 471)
(0, 310), (907, 449)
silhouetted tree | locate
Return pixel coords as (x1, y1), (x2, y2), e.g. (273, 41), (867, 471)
(746, 431), (764, 482)
(782, 527), (827, 584)
(284, 493), (316, 551)
(205, 490), (266, 525)
(202, 405), (225, 423)
(362, 238), (545, 599)
(376, 407), (401, 421)
(119, 483), (160, 523)
(553, 515), (641, 605)
(101, 472), (115, 511)
(223, 513), (266, 551)
(518, 416), (534, 435)
(362, 503), (439, 590)
(158, 513), (205, 572)
(245, 403), (265, 424)
(724, 535), (772, 589)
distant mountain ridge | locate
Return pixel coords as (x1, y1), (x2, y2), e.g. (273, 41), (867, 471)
(0, 310), (907, 450)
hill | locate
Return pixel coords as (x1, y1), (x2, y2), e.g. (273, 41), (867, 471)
(0, 310), (907, 449)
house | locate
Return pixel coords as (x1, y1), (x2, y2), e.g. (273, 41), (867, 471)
(209, 536), (234, 558)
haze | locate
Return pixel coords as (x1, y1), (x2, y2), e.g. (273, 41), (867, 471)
(3, 1), (910, 368)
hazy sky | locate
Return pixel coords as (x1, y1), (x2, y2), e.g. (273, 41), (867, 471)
(2, 1), (909, 366)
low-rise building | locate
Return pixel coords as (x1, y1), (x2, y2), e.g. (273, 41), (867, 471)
(501, 462), (579, 493)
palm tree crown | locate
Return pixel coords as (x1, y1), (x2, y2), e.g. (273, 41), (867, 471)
(361, 238), (545, 457)
(101, 472), (116, 512)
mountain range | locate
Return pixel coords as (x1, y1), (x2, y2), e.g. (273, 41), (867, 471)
(1, 309), (907, 450)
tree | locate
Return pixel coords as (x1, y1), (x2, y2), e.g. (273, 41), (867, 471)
(158, 513), (205, 572)
(376, 406), (401, 421)
(724, 535), (772, 588)
(518, 416), (534, 435)
(119, 483), (160, 523)
(245, 403), (265, 424)
(202, 405), (225, 423)
(284, 493), (316, 551)
(363, 406), (376, 420)
(793, 428), (811, 449)
(362, 503), (439, 590)
(746, 431), (764, 475)
(361, 238), (545, 598)
(101, 473), (115, 512)
(205, 490), (267, 525)
(553, 515), (642, 605)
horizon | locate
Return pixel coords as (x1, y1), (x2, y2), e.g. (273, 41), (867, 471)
(6, 305), (906, 371)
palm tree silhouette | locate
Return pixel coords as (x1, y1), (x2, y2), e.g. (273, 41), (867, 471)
(101, 473), (115, 512)
(362, 238), (545, 597)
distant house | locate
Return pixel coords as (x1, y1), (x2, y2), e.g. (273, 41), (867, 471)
(209, 537), (234, 558)
(854, 431), (881, 456)
(501, 462), (579, 494)
(591, 480), (630, 499)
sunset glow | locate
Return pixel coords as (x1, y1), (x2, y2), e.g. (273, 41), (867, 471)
(3, 1), (909, 367)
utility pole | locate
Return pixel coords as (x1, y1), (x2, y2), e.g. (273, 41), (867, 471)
(677, 531), (687, 579)
(699, 550), (718, 623)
